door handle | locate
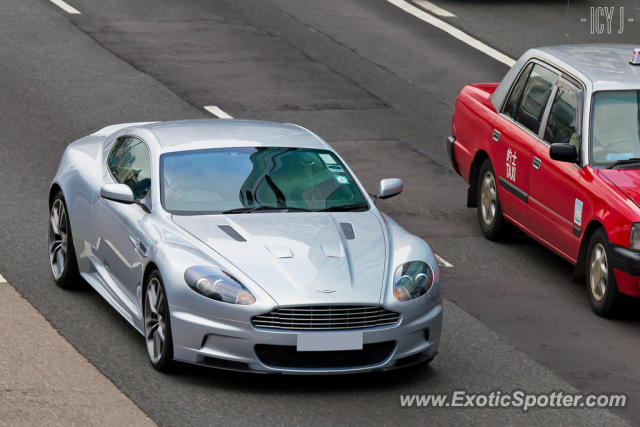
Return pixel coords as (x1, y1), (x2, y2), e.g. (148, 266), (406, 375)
(492, 129), (501, 142)
(129, 236), (148, 257)
(532, 156), (541, 170)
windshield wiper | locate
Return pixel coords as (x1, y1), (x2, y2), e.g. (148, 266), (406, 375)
(607, 158), (640, 169)
(318, 203), (368, 212)
(221, 205), (312, 214)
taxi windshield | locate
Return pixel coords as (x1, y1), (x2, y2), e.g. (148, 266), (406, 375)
(591, 90), (640, 166)
(160, 147), (368, 214)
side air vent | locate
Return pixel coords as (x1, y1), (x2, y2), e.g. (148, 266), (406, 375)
(340, 223), (355, 240)
(218, 225), (246, 242)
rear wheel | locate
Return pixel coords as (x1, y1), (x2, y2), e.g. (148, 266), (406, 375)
(144, 271), (174, 371)
(476, 159), (507, 240)
(586, 228), (622, 317)
(48, 193), (80, 288)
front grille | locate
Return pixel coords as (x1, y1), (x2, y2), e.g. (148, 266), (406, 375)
(255, 342), (396, 368)
(252, 305), (400, 330)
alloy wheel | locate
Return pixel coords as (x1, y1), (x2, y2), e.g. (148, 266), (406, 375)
(144, 278), (167, 364)
(48, 199), (68, 280)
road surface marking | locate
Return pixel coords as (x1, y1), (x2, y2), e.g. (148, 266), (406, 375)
(49, 0), (81, 14)
(0, 273), (6, 283)
(435, 254), (454, 268)
(204, 106), (233, 119)
(386, 0), (515, 67)
(414, 0), (456, 17)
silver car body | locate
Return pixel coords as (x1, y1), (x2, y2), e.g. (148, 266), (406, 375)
(50, 119), (443, 373)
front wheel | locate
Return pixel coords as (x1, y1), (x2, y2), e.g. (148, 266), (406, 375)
(48, 192), (80, 288)
(144, 271), (174, 371)
(586, 229), (622, 317)
(476, 159), (507, 240)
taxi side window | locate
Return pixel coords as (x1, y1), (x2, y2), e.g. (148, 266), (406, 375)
(504, 63), (558, 134)
(108, 136), (152, 201)
(543, 84), (579, 153)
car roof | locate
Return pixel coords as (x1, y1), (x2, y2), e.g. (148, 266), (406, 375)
(535, 44), (640, 89)
(138, 119), (330, 152)
(491, 44), (640, 111)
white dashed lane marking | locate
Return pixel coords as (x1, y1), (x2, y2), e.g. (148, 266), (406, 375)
(435, 254), (454, 268)
(414, 0), (456, 17)
(49, 0), (81, 14)
(204, 106), (234, 119)
(387, 0), (515, 67)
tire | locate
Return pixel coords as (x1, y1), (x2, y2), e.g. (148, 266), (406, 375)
(144, 270), (174, 371)
(48, 192), (80, 289)
(586, 228), (622, 317)
(476, 159), (507, 240)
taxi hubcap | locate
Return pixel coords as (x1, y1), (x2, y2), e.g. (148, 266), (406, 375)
(144, 278), (166, 364)
(480, 171), (497, 226)
(589, 243), (608, 302)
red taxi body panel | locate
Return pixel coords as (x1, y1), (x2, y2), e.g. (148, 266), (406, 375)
(450, 83), (640, 297)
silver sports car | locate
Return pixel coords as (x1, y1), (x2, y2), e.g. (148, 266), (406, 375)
(49, 119), (442, 373)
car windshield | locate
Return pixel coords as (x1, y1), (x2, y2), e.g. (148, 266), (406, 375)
(160, 147), (368, 214)
(591, 90), (640, 166)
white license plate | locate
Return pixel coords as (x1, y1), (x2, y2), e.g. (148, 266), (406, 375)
(296, 331), (363, 351)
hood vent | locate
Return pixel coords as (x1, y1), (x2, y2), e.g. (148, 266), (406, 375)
(340, 223), (355, 240)
(218, 225), (246, 242)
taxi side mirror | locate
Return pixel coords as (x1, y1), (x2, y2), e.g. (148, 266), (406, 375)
(549, 143), (578, 163)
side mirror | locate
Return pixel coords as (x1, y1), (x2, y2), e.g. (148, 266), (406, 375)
(549, 143), (578, 163)
(100, 183), (134, 204)
(378, 178), (403, 199)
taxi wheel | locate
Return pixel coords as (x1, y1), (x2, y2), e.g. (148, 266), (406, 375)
(476, 159), (506, 240)
(586, 228), (622, 317)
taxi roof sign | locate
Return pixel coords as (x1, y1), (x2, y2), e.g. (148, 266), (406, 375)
(631, 48), (640, 65)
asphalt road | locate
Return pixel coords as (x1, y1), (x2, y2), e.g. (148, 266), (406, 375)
(0, 0), (638, 425)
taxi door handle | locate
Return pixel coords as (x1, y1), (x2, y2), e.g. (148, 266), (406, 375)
(532, 156), (541, 170)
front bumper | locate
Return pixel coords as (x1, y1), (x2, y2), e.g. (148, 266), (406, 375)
(169, 301), (443, 374)
(611, 245), (640, 297)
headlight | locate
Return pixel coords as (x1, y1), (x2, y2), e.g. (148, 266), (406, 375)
(630, 223), (640, 251)
(393, 261), (434, 301)
(184, 266), (256, 305)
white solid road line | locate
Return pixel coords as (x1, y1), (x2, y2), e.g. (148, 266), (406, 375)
(414, 0), (456, 18)
(0, 273), (6, 283)
(387, 0), (515, 67)
(49, 0), (81, 14)
(435, 254), (454, 268)
(204, 105), (234, 119)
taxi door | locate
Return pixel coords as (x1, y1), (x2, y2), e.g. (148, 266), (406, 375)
(528, 77), (583, 261)
(496, 62), (558, 229)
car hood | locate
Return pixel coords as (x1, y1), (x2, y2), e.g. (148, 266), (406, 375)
(172, 212), (387, 306)
(598, 169), (640, 207)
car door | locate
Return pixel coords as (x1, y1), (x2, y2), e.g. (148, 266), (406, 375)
(528, 76), (583, 261)
(95, 136), (152, 307)
(497, 62), (558, 228)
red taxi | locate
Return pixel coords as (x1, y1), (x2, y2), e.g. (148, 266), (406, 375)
(449, 44), (640, 316)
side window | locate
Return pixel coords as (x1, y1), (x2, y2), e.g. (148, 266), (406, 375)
(503, 62), (534, 119)
(108, 137), (152, 201)
(505, 63), (558, 134)
(543, 83), (580, 152)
